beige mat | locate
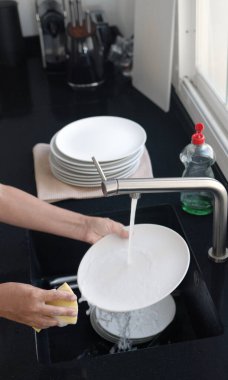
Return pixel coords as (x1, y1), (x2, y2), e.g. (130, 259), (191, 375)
(33, 143), (153, 203)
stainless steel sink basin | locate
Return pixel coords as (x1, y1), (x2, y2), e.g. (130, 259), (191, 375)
(27, 204), (223, 366)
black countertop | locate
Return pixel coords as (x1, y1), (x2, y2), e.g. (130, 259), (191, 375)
(0, 57), (228, 380)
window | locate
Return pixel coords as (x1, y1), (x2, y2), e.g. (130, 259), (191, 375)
(196, 0), (228, 104)
(175, 0), (228, 180)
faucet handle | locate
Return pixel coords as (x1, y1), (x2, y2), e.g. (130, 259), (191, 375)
(91, 156), (107, 181)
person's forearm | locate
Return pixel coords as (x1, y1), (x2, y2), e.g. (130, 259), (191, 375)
(0, 184), (88, 240)
(0, 282), (77, 329)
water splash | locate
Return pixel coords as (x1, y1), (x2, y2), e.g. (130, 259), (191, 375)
(95, 308), (134, 353)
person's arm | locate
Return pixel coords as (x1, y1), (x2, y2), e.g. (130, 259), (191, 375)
(0, 282), (77, 329)
(0, 184), (128, 243)
(0, 184), (128, 329)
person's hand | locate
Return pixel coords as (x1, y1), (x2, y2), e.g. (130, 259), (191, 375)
(0, 282), (77, 329)
(82, 216), (129, 244)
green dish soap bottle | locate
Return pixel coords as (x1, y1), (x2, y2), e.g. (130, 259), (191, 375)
(180, 123), (215, 215)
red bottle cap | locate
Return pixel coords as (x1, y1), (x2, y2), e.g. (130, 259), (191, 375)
(191, 123), (205, 145)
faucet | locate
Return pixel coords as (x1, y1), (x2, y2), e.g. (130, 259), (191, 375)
(101, 177), (228, 263)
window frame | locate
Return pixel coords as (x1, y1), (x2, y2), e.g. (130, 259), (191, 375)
(174, 0), (228, 181)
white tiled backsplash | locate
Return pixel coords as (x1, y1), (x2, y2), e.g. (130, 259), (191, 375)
(17, 0), (135, 38)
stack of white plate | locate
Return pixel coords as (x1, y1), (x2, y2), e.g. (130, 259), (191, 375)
(49, 116), (147, 187)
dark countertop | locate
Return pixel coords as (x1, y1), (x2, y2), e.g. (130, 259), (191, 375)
(0, 57), (228, 380)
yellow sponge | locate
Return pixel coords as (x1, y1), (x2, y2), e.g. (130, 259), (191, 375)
(34, 282), (78, 333)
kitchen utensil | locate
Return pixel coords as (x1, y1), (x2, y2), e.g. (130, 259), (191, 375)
(66, 1), (105, 88)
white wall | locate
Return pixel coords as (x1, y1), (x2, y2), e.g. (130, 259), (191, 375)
(17, 0), (135, 37)
(115, 0), (135, 38)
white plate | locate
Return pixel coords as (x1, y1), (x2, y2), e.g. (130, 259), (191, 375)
(50, 134), (144, 170)
(50, 146), (144, 173)
(50, 171), (101, 187)
(50, 161), (140, 187)
(49, 154), (141, 180)
(77, 224), (190, 312)
(91, 295), (176, 342)
(55, 116), (147, 162)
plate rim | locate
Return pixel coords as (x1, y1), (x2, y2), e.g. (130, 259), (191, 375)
(77, 224), (190, 312)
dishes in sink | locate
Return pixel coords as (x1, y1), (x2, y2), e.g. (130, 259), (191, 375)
(78, 223), (189, 343)
(90, 295), (176, 344)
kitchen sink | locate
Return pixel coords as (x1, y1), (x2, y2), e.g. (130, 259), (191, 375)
(27, 204), (223, 366)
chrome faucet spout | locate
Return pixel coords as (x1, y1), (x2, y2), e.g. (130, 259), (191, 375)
(102, 177), (228, 263)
